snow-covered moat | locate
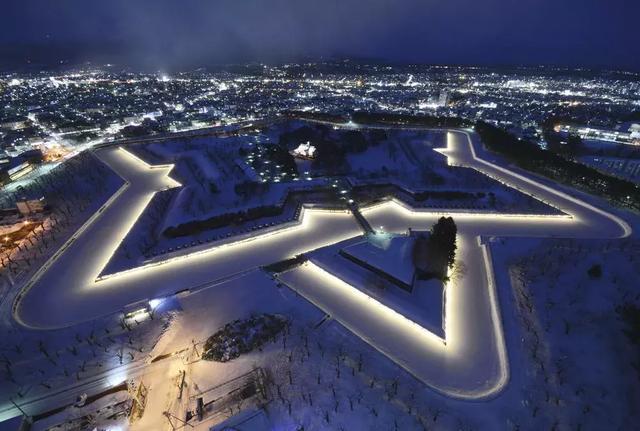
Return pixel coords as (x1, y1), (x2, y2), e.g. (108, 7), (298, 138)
(2, 128), (636, 430)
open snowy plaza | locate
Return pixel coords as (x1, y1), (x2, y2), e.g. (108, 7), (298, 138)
(0, 120), (638, 431)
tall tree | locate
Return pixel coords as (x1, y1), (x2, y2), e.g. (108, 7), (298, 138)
(430, 216), (457, 269)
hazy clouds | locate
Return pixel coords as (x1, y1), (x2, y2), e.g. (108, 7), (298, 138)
(1, 0), (638, 71)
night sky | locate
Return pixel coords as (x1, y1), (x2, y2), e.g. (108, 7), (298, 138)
(1, 0), (638, 71)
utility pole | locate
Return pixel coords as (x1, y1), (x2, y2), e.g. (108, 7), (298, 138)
(191, 339), (200, 358)
(163, 410), (194, 430)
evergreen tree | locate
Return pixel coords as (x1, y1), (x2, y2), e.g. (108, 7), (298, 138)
(430, 216), (457, 269)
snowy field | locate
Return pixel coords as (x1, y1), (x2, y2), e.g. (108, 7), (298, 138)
(126, 270), (540, 430)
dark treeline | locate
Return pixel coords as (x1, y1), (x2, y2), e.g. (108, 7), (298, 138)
(350, 184), (486, 207)
(284, 110), (349, 124)
(475, 121), (640, 211)
(278, 125), (317, 146)
(277, 124), (361, 175)
(163, 188), (342, 238)
(308, 127), (387, 176)
(540, 116), (586, 158)
(263, 254), (309, 273)
(623, 110), (640, 122)
(164, 204), (282, 238)
(351, 112), (472, 128)
(430, 216), (458, 270)
(285, 110), (471, 128)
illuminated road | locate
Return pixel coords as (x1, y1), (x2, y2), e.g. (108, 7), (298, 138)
(13, 130), (631, 401)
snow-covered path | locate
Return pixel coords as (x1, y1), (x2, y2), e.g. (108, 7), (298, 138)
(12, 131), (631, 400)
(14, 147), (362, 329)
(279, 130), (631, 399)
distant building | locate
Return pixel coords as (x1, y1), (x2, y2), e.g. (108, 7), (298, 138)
(0, 116), (29, 131)
(580, 156), (640, 184)
(4, 162), (32, 182)
(290, 141), (317, 160)
(420, 90), (450, 111)
(0, 208), (26, 236)
(0, 149), (43, 185)
(438, 90), (450, 107)
(17, 197), (47, 216)
(558, 123), (640, 146)
(18, 148), (44, 164)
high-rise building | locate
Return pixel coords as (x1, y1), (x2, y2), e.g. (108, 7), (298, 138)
(438, 90), (450, 107)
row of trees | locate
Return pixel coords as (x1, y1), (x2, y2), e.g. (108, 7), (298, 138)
(351, 112), (471, 128)
(475, 121), (640, 211)
(164, 203), (283, 238)
(284, 110), (349, 124)
(285, 109), (471, 130)
(311, 129), (386, 175)
(163, 188), (334, 238)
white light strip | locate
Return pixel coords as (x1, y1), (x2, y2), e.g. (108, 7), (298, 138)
(297, 261), (446, 345)
(12, 126), (633, 401)
(453, 131), (632, 238)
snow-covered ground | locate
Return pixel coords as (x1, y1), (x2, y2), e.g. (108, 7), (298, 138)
(490, 236), (640, 430)
(341, 234), (416, 287)
(309, 234), (445, 337)
(102, 121), (560, 269)
(2, 125), (638, 430)
(124, 269), (525, 430)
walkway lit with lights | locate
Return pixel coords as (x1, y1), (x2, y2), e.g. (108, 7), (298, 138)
(13, 130), (631, 400)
